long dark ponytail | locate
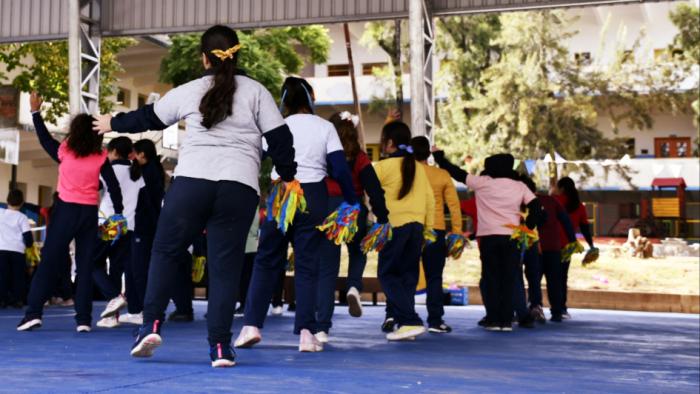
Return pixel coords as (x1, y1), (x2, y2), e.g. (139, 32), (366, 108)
(557, 176), (581, 213)
(134, 139), (165, 185)
(107, 136), (141, 181)
(381, 121), (415, 200)
(199, 25), (240, 129)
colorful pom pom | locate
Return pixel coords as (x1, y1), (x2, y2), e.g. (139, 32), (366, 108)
(266, 180), (307, 234)
(99, 214), (128, 245)
(582, 247), (600, 266)
(423, 229), (437, 245)
(192, 255), (206, 283)
(25, 244), (41, 269)
(505, 223), (539, 251)
(446, 233), (468, 259)
(360, 222), (393, 254)
(561, 241), (585, 262)
(316, 202), (361, 245)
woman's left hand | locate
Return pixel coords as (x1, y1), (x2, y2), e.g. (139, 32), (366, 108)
(93, 114), (113, 134)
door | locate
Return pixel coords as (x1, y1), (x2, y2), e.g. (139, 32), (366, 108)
(654, 137), (692, 158)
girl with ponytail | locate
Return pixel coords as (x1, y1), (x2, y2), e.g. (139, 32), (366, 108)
(372, 121), (435, 341)
(91, 137), (146, 328)
(235, 76), (358, 352)
(93, 25), (297, 368)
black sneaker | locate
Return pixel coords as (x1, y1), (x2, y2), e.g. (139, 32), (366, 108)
(551, 314), (563, 323)
(168, 311), (194, 322)
(287, 302), (296, 312)
(210, 343), (236, 368)
(428, 323), (452, 333)
(130, 320), (163, 358)
(477, 316), (488, 327)
(518, 315), (535, 329)
(500, 323), (513, 332)
(17, 317), (42, 331)
(381, 317), (396, 333)
(484, 322), (502, 331)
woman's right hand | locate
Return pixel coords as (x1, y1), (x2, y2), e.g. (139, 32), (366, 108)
(30, 92), (42, 112)
(93, 114), (113, 135)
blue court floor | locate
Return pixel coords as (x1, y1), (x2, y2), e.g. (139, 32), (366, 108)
(1, 302), (698, 393)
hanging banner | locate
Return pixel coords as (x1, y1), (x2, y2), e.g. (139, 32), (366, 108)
(0, 128), (20, 165)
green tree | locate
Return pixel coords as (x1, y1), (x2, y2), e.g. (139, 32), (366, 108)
(160, 26), (330, 98)
(360, 21), (406, 115)
(0, 38), (136, 123)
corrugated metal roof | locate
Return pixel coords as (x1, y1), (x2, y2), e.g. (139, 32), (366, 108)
(0, 0), (667, 43)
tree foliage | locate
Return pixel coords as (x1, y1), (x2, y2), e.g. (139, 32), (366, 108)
(433, 10), (695, 163)
(0, 38), (136, 123)
(160, 26), (331, 98)
(360, 21), (406, 115)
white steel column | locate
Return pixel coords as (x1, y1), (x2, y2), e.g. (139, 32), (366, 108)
(69, 0), (102, 115)
(408, 0), (435, 138)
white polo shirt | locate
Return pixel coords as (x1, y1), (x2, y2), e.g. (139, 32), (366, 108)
(99, 163), (145, 231)
(268, 114), (343, 182)
(0, 208), (31, 254)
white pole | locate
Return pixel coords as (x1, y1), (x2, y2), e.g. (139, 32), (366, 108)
(409, 0), (426, 136)
(68, 0), (81, 115)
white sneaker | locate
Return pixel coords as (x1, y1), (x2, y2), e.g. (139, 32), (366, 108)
(101, 295), (127, 318)
(299, 329), (323, 352)
(234, 325), (262, 348)
(346, 287), (363, 318)
(97, 316), (120, 328)
(314, 331), (329, 344)
(17, 318), (42, 331)
(386, 325), (426, 341)
(270, 306), (284, 316)
(76, 325), (91, 333)
(120, 313), (143, 325)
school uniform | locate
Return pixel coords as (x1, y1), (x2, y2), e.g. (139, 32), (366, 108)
(554, 195), (586, 315)
(244, 113), (357, 335)
(109, 72), (296, 346)
(237, 214), (260, 311)
(316, 150), (388, 333)
(128, 160), (165, 314)
(23, 113), (123, 326)
(92, 160), (145, 302)
(0, 208), (34, 305)
(374, 151), (435, 328)
(420, 164), (461, 327)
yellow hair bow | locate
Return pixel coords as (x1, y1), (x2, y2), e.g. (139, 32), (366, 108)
(211, 44), (241, 61)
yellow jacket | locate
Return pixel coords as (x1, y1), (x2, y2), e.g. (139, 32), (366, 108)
(422, 164), (462, 233)
(374, 157), (435, 230)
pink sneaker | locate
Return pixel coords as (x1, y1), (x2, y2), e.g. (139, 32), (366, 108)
(234, 325), (261, 348)
(299, 329), (323, 352)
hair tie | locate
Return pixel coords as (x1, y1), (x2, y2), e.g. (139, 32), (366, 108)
(339, 111), (360, 127)
(211, 44), (242, 61)
(398, 144), (414, 154)
(300, 83), (315, 114)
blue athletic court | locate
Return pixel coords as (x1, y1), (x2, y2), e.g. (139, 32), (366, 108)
(1, 302), (698, 393)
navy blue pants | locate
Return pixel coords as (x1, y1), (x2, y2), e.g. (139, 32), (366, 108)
(126, 231), (153, 314)
(142, 177), (258, 346)
(316, 196), (368, 333)
(236, 252), (256, 309)
(562, 259), (571, 313)
(92, 232), (132, 300)
(170, 250), (193, 314)
(51, 249), (73, 300)
(422, 229), (447, 326)
(523, 244), (542, 307)
(0, 251), (26, 305)
(378, 222), (424, 327)
(542, 251), (564, 316)
(479, 235), (518, 326)
(245, 181), (327, 334)
(25, 199), (98, 325)
(512, 262), (528, 320)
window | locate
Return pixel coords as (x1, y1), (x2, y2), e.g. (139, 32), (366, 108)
(362, 62), (388, 76)
(137, 94), (148, 108)
(654, 49), (669, 62)
(327, 64), (351, 77)
(655, 137), (692, 158)
(574, 52), (591, 66)
(116, 88), (131, 107)
(625, 138), (635, 155)
(365, 144), (381, 161)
